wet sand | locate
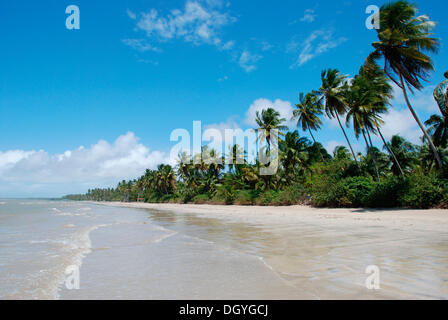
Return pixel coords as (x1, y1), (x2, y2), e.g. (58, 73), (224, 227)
(94, 202), (448, 299)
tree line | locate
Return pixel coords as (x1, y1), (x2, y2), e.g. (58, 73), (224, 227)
(65, 1), (448, 209)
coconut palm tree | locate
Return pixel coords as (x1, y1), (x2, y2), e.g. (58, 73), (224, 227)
(360, 63), (405, 176)
(317, 69), (359, 167)
(333, 146), (351, 161)
(366, 0), (442, 167)
(385, 135), (417, 175)
(425, 114), (448, 148)
(254, 107), (288, 152)
(344, 75), (382, 181)
(433, 71), (448, 116)
(279, 130), (309, 177)
(293, 92), (325, 161)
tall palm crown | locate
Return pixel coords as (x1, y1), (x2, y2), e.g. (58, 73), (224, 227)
(345, 75), (384, 139)
(317, 69), (347, 118)
(366, 0), (442, 167)
(367, 1), (439, 92)
(255, 108), (288, 151)
(317, 68), (360, 166)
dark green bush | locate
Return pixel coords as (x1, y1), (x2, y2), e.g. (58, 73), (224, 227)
(398, 174), (445, 209)
(368, 176), (407, 208)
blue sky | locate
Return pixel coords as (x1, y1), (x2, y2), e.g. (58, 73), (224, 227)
(0, 0), (446, 197)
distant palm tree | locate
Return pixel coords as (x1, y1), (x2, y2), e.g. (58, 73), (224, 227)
(293, 92), (325, 161)
(279, 130), (309, 176)
(254, 107), (288, 153)
(385, 135), (416, 175)
(317, 69), (359, 167)
(366, 0), (442, 167)
(333, 146), (351, 161)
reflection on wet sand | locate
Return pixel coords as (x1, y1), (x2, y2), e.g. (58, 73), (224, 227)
(142, 206), (448, 299)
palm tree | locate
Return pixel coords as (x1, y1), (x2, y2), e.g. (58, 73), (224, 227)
(433, 71), (448, 116)
(333, 146), (351, 161)
(317, 69), (359, 167)
(293, 92), (325, 161)
(366, 0), (442, 167)
(279, 131), (309, 177)
(360, 63), (405, 177)
(385, 135), (417, 175)
(254, 107), (288, 153)
(344, 75), (382, 181)
(425, 114), (448, 148)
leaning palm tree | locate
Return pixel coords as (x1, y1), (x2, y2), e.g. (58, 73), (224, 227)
(360, 63), (405, 176)
(366, 0), (442, 167)
(293, 92), (325, 161)
(317, 69), (359, 167)
(344, 75), (382, 181)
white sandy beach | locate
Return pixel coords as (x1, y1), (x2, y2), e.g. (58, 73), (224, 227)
(90, 202), (448, 299)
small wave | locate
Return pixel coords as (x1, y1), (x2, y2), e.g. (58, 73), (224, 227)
(55, 212), (86, 217)
(53, 224), (111, 299)
(0, 202), (6, 205)
(77, 207), (92, 212)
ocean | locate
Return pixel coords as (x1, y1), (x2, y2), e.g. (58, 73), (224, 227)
(0, 199), (299, 299)
(1, 199), (447, 300)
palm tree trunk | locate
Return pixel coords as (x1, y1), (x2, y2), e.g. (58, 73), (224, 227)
(335, 112), (360, 168)
(308, 127), (325, 162)
(376, 127), (404, 177)
(366, 129), (381, 182)
(399, 72), (443, 168)
(362, 129), (380, 182)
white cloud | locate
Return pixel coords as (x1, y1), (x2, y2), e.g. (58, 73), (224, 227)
(126, 9), (137, 20)
(239, 50), (262, 72)
(391, 84), (439, 114)
(0, 132), (168, 197)
(244, 98), (295, 128)
(325, 140), (345, 154)
(377, 108), (421, 144)
(290, 29), (347, 68)
(300, 9), (316, 23)
(122, 39), (160, 52)
(131, 0), (234, 49)
(260, 41), (273, 51)
(370, 83), (439, 145)
(203, 117), (241, 144)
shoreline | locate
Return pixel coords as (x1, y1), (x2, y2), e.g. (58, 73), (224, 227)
(89, 201), (448, 232)
(85, 201), (448, 299)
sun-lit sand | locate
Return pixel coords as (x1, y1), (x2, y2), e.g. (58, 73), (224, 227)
(93, 202), (448, 299)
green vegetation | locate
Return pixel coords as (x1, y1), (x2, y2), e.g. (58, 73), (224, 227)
(64, 1), (448, 209)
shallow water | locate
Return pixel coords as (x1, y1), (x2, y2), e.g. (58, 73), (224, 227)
(1, 200), (447, 299)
